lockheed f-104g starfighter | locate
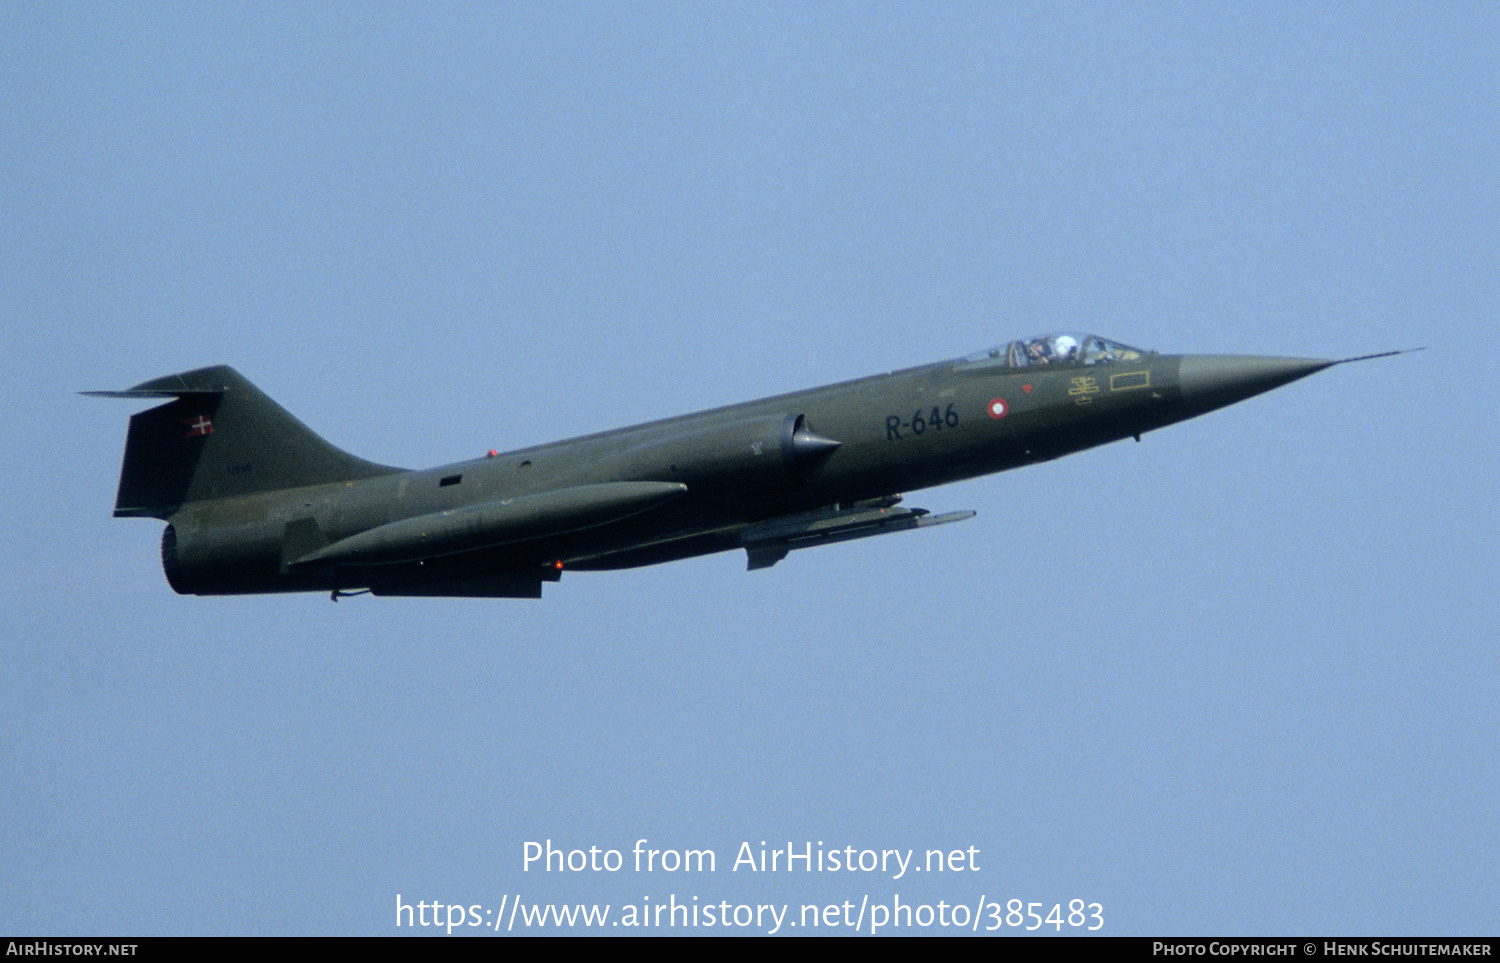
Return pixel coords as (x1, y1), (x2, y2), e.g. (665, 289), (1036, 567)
(89, 334), (1409, 599)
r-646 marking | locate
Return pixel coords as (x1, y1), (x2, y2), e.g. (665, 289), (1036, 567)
(886, 403), (960, 441)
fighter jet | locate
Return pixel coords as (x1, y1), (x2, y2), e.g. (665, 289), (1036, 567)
(88, 334), (1410, 599)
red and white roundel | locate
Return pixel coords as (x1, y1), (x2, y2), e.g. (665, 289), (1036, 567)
(987, 398), (1008, 419)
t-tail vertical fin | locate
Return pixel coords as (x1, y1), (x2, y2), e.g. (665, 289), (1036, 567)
(85, 365), (404, 519)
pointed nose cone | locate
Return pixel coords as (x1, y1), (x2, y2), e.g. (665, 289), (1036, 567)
(1177, 354), (1336, 415)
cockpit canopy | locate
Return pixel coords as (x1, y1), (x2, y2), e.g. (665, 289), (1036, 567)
(961, 333), (1148, 368)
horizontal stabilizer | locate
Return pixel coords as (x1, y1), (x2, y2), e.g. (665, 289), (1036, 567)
(740, 502), (975, 570)
(82, 388), (225, 399)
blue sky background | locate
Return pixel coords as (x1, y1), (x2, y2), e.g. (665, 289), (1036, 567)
(4, 3), (1495, 936)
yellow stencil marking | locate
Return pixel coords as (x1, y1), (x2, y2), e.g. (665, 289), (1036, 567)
(1110, 371), (1150, 391)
